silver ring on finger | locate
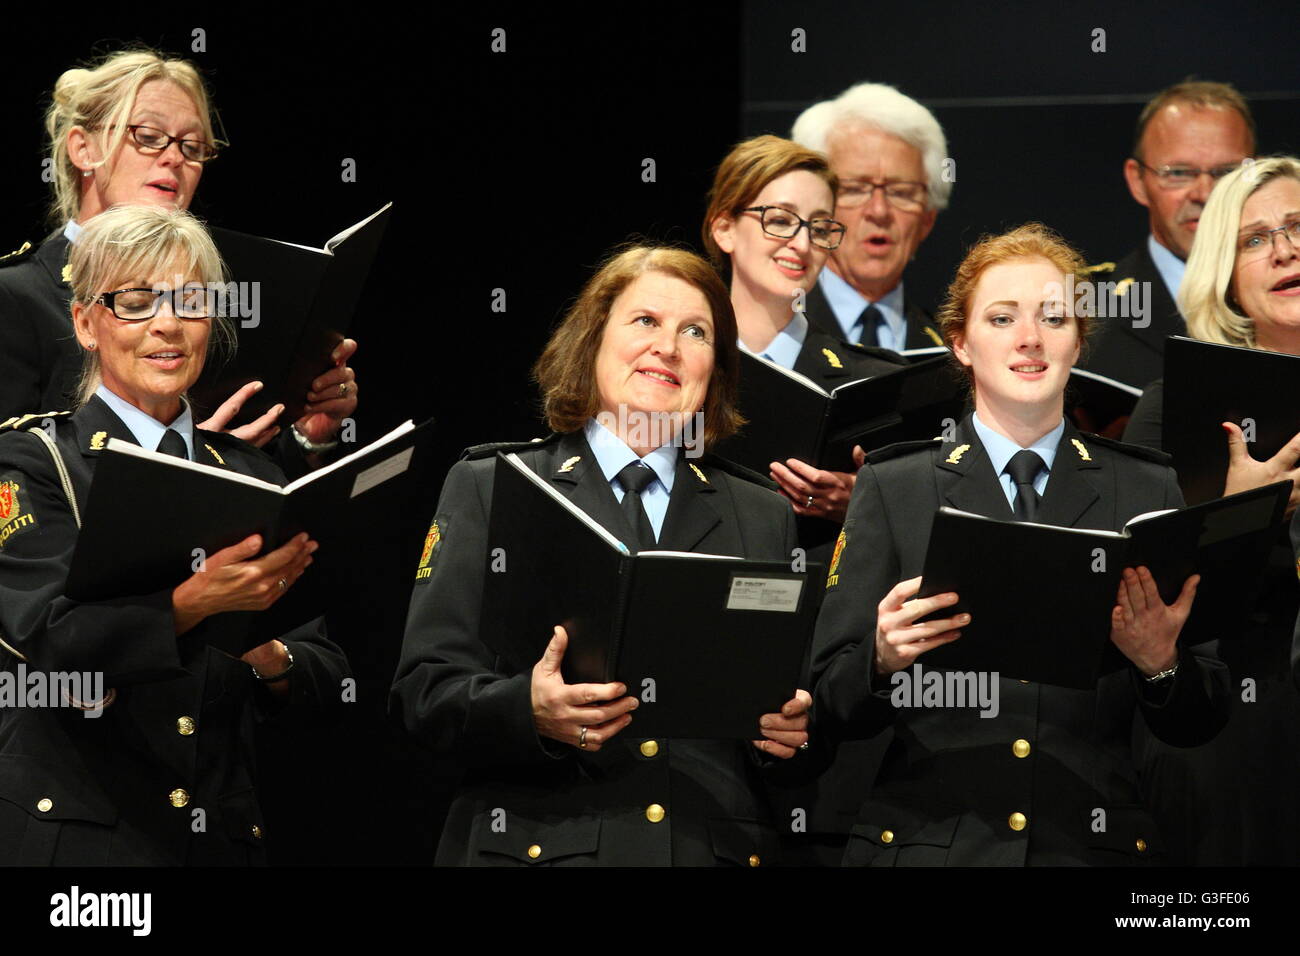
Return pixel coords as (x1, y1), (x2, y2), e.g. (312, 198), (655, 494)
(277, 577), (287, 592)
(578, 726), (589, 749)
(338, 382), (349, 398)
(805, 495), (815, 508)
(798, 740), (810, 751)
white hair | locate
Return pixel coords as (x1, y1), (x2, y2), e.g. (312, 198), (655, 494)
(792, 82), (951, 211)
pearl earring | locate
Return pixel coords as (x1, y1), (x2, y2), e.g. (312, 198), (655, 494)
(87, 342), (96, 351)
(82, 170), (92, 178)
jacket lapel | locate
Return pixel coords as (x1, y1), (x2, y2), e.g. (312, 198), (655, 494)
(74, 395), (141, 459)
(193, 431), (235, 470)
(1036, 422), (1103, 528)
(936, 416), (1014, 520)
(545, 431), (637, 547)
(658, 455), (721, 552)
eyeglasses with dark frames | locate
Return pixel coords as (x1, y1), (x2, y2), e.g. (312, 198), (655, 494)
(743, 206), (846, 250)
(93, 286), (215, 321)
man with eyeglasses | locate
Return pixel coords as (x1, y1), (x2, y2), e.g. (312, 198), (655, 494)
(1083, 80), (1255, 390)
(791, 82), (949, 354)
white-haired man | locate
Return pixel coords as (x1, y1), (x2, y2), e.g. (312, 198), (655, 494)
(792, 82), (949, 351)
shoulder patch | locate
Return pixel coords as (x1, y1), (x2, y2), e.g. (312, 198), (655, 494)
(826, 528), (847, 589)
(0, 477), (37, 549)
(413, 516), (445, 583)
(461, 433), (560, 461)
(866, 437), (943, 465)
(1077, 431), (1172, 465)
(0, 241), (33, 266)
(695, 453), (776, 491)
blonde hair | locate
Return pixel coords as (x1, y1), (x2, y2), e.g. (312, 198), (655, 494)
(702, 135), (836, 266)
(1181, 157), (1300, 349)
(935, 223), (1090, 388)
(68, 205), (234, 407)
(45, 49), (218, 225)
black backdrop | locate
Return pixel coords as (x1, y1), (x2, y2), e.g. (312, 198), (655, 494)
(0, 0), (1296, 883)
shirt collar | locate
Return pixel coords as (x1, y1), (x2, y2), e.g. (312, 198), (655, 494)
(64, 219), (84, 245)
(94, 384), (196, 460)
(583, 417), (678, 493)
(817, 267), (906, 342)
(970, 411), (1065, 478)
(1147, 234), (1186, 308)
(737, 311), (808, 369)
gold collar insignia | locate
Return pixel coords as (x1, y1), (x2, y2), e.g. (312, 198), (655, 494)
(689, 463), (709, 484)
(558, 456), (581, 473)
(945, 443), (971, 465)
(1071, 438), (1091, 461)
(821, 348), (843, 370)
(88, 431), (107, 451)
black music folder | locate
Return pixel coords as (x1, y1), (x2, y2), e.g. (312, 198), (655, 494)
(194, 204), (392, 426)
(1066, 367), (1143, 436)
(66, 418), (434, 652)
(716, 351), (966, 473)
(481, 452), (825, 738)
(1164, 335), (1300, 504)
(915, 481), (1288, 687)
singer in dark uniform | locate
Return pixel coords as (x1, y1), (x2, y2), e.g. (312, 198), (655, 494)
(0, 206), (348, 865)
(392, 244), (814, 866)
(811, 224), (1230, 866)
(0, 48), (358, 460)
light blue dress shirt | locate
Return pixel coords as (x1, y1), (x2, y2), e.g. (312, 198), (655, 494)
(737, 311), (808, 370)
(817, 268), (907, 350)
(970, 412), (1065, 511)
(95, 385), (196, 460)
(583, 417), (678, 541)
(63, 220), (84, 244)
(1147, 234), (1186, 317)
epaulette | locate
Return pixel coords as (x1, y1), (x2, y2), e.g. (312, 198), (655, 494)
(1082, 261), (1117, 275)
(842, 341), (909, 364)
(866, 436), (944, 465)
(1075, 431), (1171, 465)
(695, 452), (778, 491)
(0, 241), (35, 267)
(0, 411), (73, 435)
(461, 433), (560, 461)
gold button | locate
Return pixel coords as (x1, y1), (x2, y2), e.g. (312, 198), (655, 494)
(1135, 838), (1147, 853)
(748, 854), (761, 867)
(36, 797), (53, 813)
(1008, 812), (1027, 831)
(639, 739), (659, 758)
(169, 788), (190, 808)
(527, 844), (541, 859)
(177, 716), (196, 736)
(645, 803), (665, 823)
(251, 825), (263, 840)
(1012, 739), (1031, 758)
(880, 829), (895, 844)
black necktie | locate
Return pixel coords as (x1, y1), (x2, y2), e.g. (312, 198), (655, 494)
(1007, 449), (1044, 522)
(857, 304), (884, 347)
(156, 428), (188, 460)
(615, 461), (657, 550)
